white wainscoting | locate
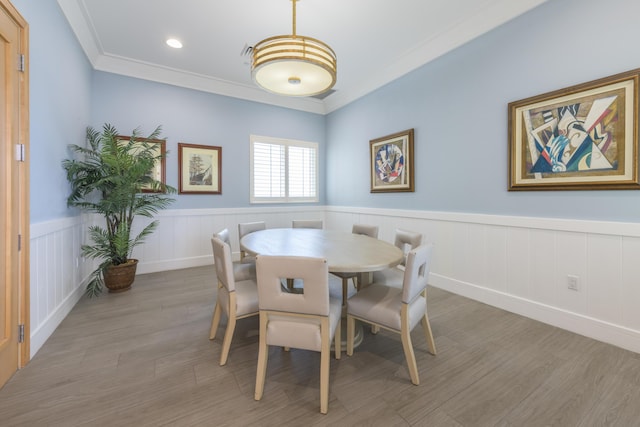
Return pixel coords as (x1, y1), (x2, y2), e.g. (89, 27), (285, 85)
(30, 216), (90, 358)
(28, 206), (326, 357)
(130, 206), (328, 274)
(30, 205), (640, 358)
(325, 206), (640, 354)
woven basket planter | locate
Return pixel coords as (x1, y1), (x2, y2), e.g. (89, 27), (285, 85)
(103, 259), (139, 293)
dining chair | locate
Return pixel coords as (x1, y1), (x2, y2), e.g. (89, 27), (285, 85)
(371, 228), (423, 287)
(292, 219), (323, 229)
(210, 236), (259, 366)
(254, 255), (342, 414)
(347, 243), (436, 385)
(214, 229), (256, 281)
(287, 220), (323, 291)
(238, 221), (266, 263)
(332, 224), (379, 301)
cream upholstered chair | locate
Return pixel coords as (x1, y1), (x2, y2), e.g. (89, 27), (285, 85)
(254, 255), (342, 414)
(371, 228), (423, 287)
(210, 236), (259, 366)
(347, 243), (436, 385)
(238, 221), (266, 263)
(214, 228), (256, 281)
(286, 220), (323, 291)
(292, 219), (323, 229)
(332, 224), (379, 301)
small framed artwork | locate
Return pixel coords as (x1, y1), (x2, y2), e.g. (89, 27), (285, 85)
(118, 135), (166, 193)
(370, 128), (414, 192)
(178, 143), (222, 194)
(508, 68), (640, 191)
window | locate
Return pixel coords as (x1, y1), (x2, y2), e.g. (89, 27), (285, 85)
(250, 135), (318, 203)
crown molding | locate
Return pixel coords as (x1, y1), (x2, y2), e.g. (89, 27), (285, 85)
(58, 0), (548, 115)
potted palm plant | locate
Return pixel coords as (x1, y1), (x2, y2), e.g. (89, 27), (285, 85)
(63, 124), (176, 297)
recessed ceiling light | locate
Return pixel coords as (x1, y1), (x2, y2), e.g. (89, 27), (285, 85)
(166, 38), (182, 49)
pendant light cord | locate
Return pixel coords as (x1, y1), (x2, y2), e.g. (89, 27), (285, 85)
(292, 0), (297, 38)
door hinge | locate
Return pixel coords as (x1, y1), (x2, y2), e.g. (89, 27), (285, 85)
(18, 234), (21, 251)
(18, 54), (25, 72)
(15, 144), (25, 162)
(18, 324), (25, 343)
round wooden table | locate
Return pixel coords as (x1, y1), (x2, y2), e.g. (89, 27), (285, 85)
(240, 228), (404, 348)
(240, 228), (403, 275)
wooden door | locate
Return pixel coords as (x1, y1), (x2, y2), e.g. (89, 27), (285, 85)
(0, 0), (28, 389)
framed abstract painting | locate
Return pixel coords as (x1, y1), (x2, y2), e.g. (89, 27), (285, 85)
(508, 68), (640, 191)
(370, 128), (414, 193)
(178, 143), (222, 194)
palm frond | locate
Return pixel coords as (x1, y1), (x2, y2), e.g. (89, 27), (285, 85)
(62, 124), (175, 297)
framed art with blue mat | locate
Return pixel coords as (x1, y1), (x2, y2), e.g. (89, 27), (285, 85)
(370, 128), (414, 193)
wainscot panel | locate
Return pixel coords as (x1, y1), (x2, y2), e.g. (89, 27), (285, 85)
(325, 206), (640, 354)
(31, 206), (640, 359)
(29, 206), (327, 357)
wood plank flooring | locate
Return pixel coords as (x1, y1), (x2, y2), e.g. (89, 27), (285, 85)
(1, 265), (639, 426)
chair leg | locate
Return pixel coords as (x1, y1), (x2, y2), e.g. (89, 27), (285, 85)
(334, 318), (341, 359)
(255, 313), (269, 401)
(319, 319), (330, 414)
(219, 291), (238, 366)
(401, 304), (419, 385)
(421, 314), (437, 355)
(346, 315), (355, 356)
(209, 300), (222, 340)
(219, 315), (236, 366)
(401, 326), (419, 385)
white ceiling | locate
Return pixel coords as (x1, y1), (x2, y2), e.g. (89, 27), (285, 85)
(58, 0), (548, 114)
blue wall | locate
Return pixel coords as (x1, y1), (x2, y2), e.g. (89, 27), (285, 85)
(326, 0), (640, 222)
(90, 72), (326, 209)
(22, 0), (640, 223)
(14, 0), (92, 223)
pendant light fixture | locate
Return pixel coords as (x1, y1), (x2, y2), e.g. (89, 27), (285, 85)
(251, 0), (337, 97)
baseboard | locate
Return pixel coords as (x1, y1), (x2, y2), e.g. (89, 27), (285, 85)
(430, 273), (640, 354)
(137, 255), (213, 274)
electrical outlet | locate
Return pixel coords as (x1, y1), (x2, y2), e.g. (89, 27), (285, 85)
(567, 274), (580, 291)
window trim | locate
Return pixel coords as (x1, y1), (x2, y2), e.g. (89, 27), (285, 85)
(250, 134), (319, 204)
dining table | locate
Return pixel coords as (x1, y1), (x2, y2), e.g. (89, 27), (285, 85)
(240, 227), (404, 347)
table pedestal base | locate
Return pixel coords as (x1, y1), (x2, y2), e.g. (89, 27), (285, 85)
(333, 320), (363, 351)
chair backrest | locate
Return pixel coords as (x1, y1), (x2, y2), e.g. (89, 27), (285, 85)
(212, 236), (236, 292)
(402, 243), (434, 303)
(214, 228), (231, 246)
(256, 255), (330, 316)
(292, 219), (323, 229)
(238, 221), (266, 239)
(394, 229), (423, 266)
(352, 224), (379, 238)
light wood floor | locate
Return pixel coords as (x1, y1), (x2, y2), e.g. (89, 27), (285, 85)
(1, 266), (639, 426)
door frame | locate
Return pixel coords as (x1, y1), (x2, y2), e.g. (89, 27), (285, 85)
(1, 0), (29, 368)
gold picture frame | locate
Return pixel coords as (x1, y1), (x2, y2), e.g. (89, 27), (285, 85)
(370, 129), (414, 193)
(117, 135), (166, 193)
(178, 143), (221, 194)
(508, 68), (640, 191)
